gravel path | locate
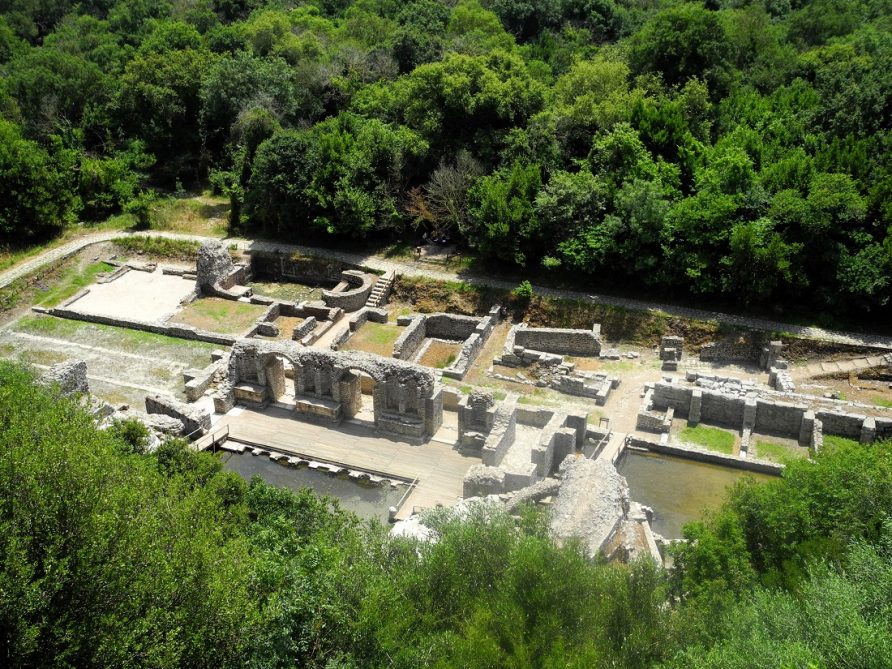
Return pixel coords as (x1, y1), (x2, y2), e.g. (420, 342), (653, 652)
(3, 230), (892, 350)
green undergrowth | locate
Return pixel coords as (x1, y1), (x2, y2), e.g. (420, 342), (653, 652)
(112, 236), (201, 260)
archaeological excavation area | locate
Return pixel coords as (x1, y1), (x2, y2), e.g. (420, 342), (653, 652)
(5, 239), (892, 561)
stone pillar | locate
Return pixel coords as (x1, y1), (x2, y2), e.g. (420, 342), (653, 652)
(812, 418), (823, 453)
(742, 396), (757, 432)
(314, 367), (323, 398)
(799, 410), (815, 446)
(689, 389), (702, 425)
(330, 367), (343, 403)
(294, 363), (306, 395)
(397, 382), (407, 414)
(861, 416), (876, 444)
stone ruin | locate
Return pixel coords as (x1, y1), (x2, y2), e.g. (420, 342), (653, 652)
(659, 336), (683, 371)
(391, 306), (501, 379)
(460, 389), (587, 496)
(322, 269), (377, 312)
(217, 338), (443, 440)
(492, 322), (618, 404)
(196, 240), (251, 299)
(39, 360), (89, 396)
(637, 373), (892, 455)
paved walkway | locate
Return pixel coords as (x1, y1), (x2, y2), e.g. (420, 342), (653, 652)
(3, 229), (892, 350)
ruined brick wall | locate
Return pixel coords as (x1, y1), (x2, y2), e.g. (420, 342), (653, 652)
(393, 315), (425, 360)
(514, 325), (601, 356)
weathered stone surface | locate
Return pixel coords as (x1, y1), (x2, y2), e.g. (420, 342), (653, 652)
(145, 394), (211, 437)
(505, 477), (561, 513)
(550, 456), (629, 557)
(196, 240), (234, 292)
(221, 338), (443, 439)
(322, 270), (376, 312)
(40, 360), (89, 395)
(462, 464), (506, 496)
(115, 410), (185, 436)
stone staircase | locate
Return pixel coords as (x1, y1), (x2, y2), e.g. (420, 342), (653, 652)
(365, 270), (396, 308)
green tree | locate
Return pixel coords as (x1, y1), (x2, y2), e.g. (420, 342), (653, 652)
(465, 161), (542, 265)
(629, 3), (730, 91)
(0, 119), (76, 242)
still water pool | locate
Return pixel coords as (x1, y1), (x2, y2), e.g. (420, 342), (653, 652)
(617, 450), (776, 539)
(222, 450), (407, 523)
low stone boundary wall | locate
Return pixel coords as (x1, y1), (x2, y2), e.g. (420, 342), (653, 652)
(499, 323), (601, 363)
(38, 306), (238, 346)
(626, 435), (783, 475)
(393, 316), (426, 360)
(481, 400), (518, 467)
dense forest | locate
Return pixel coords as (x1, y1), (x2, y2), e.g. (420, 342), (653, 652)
(3, 362), (892, 667)
(0, 0), (890, 320)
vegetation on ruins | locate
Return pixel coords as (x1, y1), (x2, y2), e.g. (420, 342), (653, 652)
(1, 1), (890, 324)
(3, 361), (892, 667)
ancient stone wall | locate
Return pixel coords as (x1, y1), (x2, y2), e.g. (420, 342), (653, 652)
(221, 339), (443, 439)
(513, 324), (601, 356)
(145, 394), (211, 436)
(43, 306), (238, 346)
(393, 315), (426, 360)
(322, 270), (376, 312)
(481, 400), (518, 467)
(424, 313), (482, 340)
(40, 360), (89, 395)
(250, 250), (349, 285)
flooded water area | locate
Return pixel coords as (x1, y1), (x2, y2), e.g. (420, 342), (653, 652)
(617, 450), (776, 539)
(221, 449), (407, 523)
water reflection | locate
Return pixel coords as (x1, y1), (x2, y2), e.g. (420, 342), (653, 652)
(617, 450), (776, 539)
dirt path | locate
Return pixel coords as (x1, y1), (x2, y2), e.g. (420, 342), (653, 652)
(3, 230), (892, 350)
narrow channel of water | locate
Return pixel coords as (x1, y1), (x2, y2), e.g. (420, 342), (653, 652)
(221, 450), (407, 523)
(617, 450), (776, 539)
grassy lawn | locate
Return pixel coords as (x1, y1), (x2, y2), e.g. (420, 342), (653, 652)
(36, 261), (116, 307)
(342, 322), (402, 357)
(872, 396), (892, 408)
(679, 424), (736, 454)
(169, 297), (266, 335)
(13, 314), (218, 358)
(754, 440), (808, 463)
(418, 340), (461, 369)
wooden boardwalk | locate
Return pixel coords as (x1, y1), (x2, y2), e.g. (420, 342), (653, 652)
(215, 405), (479, 520)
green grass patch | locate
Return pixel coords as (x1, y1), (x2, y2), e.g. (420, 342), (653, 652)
(754, 440), (807, 463)
(147, 194), (229, 236)
(14, 314), (219, 358)
(342, 322), (402, 356)
(169, 297), (266, 335)
(822, 434), (861, 449)
(35, 261), (116, 307)
(871, 396), (892, 408)
(679, 424), (736, 454)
